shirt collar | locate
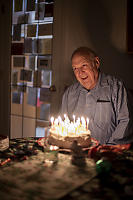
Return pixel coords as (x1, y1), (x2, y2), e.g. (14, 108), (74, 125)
(78, 72), (110, 99)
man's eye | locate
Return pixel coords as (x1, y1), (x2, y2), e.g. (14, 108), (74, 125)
(73, 68), (77, 71)
(82, 64), (87, 67)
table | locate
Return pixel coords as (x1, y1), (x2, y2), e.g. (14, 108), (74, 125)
(0, 137), (133, 200)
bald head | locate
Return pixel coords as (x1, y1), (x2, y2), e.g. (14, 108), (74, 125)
(71, 47), (98, 62)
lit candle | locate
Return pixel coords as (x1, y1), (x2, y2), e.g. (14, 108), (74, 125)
(81, 116), (86, 127)
(58, 116), (62, 125)
(77, 117), (80, 125)
(54, 118), (59, 126)
(86, 118), (89, 129)
(50, 145), (58, 151)
(50, 116), (54, 126)
(68, 122), (75, 135)
(64, 114), (67, 120)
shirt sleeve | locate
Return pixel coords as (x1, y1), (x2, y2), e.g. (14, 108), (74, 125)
(107, 82), (133, 145)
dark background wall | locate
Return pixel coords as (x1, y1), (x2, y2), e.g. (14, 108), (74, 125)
(52, 0), (133, 113)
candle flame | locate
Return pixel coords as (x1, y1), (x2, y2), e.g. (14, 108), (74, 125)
(50, 115), (90, 137)
(50, 116), (54, 126)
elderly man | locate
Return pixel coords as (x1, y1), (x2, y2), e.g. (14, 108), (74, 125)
(61, 47), (133, 145)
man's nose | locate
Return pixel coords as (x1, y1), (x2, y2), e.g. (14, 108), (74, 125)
(79, 67), (85, 74)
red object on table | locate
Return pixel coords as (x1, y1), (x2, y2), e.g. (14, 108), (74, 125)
(88, 142), (131, 159)
(0, 158), (11, 166)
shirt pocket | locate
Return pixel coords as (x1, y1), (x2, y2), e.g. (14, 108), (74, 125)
(94, 101), (112, 130)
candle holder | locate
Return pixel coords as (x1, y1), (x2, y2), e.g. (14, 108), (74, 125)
(44, 145), (59, 165)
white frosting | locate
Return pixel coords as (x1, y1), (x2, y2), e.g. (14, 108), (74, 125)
(50, 127), (91, 138)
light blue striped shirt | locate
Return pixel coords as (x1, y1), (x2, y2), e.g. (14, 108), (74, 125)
(61, 73), (133, 145)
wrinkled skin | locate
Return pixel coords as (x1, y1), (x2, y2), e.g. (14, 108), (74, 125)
(72, 54), (100, 90)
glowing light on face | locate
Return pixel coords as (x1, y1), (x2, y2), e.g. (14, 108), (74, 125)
(72, 55), (99, 90)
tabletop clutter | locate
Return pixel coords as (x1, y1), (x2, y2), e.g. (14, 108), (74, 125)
(0, 133), (133, 199)
(0, 131), (131, 172)
(0, 136), (97, 200)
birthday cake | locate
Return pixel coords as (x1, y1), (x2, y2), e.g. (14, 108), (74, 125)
(48, 115), (91, 149)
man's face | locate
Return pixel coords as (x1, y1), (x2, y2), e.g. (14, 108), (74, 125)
(72, 54), (100, 90)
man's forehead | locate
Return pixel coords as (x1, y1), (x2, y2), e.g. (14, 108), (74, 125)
(72, 55), (90, 65)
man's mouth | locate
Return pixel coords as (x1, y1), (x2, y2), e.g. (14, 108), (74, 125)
(81, 76), (88, 81)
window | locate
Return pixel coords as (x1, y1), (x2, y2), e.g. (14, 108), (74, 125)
(11, 0), (54, 138)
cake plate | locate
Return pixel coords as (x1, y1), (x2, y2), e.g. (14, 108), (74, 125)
(37, 137), (99, 153)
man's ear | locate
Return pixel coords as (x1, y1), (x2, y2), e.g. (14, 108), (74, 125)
(95, 57), (100, 69)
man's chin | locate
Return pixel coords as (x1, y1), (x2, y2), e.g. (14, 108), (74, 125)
(80, 80), (96, 90)
(80, 82), (91, 90)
